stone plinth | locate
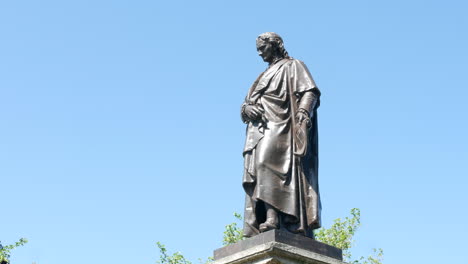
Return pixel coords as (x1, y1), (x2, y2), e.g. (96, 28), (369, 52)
(213, 230), (345, 264)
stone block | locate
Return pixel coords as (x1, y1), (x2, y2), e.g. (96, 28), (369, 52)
(213, 230), (345, 264)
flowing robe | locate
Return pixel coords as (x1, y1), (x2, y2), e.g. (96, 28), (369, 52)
(241, 58), (321, 238)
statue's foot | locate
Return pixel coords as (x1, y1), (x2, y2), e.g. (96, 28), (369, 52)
(259, 220), (278, 232)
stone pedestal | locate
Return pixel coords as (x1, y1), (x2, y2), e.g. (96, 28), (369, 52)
(213, 230), (346, 264)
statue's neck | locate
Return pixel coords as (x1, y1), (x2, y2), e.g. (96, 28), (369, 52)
(269, 56), (284, 66)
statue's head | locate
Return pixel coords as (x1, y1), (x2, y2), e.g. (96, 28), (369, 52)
(256, 32), (289, 64)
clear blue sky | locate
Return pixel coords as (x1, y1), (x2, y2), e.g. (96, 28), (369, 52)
(1, 1), (467, 263)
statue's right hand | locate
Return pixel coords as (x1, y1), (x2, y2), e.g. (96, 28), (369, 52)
(245, 105), (264, 121)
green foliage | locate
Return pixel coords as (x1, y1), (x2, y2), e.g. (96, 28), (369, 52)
(354, 248), (384, 264)
(156, 209), (383, 264)
(315, 208), (361, 259)
(222, 213), (244, 245)
(314, 208), (383, 264)
(156, 242), (192, 264)
(0, 238), (28, 263)
(156, 242), (213, 264)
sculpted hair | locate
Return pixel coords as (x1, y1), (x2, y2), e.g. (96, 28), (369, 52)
(257, 32), (290, 59)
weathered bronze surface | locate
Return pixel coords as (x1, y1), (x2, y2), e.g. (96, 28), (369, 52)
(241, 32), (321, 238)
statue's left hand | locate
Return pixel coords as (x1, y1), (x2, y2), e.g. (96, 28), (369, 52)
(296, 111), (309, 125)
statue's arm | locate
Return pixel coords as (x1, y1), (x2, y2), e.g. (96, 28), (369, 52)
(298, 91), (318, 114)
(296, 91), (318, 124)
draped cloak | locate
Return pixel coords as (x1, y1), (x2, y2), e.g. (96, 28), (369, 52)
(242, 58), (321, 238)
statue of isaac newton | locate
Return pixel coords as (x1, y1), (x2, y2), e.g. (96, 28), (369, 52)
(241, 32), (321, 239)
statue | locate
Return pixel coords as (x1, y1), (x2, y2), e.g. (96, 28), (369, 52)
(241, 32), (321, 239)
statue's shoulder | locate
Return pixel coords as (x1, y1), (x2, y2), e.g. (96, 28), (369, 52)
(283, 58), (305, 67)
(289, 58), (307, 65)
(283, 58), (310, 72)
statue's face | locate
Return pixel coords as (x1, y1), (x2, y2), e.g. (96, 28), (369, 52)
(256, 39), (275, 63)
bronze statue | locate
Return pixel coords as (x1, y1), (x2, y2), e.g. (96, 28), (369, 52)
(241, 32), (321, 238)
